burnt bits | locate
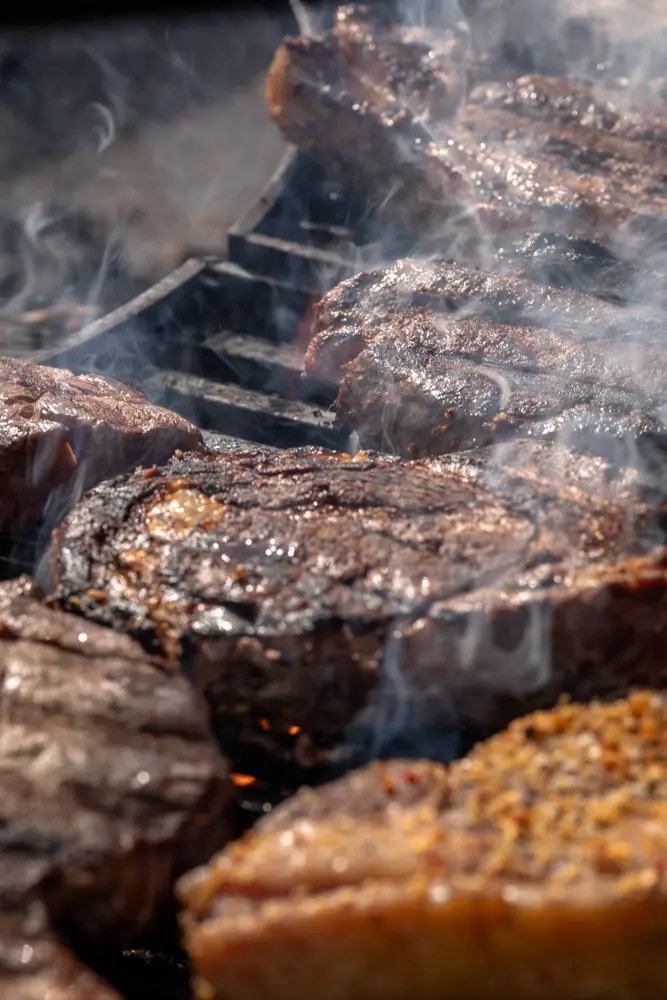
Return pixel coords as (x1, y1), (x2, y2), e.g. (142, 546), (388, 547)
(42, 444), (667, 775)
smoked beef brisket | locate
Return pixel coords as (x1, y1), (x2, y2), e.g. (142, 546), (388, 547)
(0, 356), (203, 531)
(41, 444), (667, 773)
(179, 691), (667, 1000)
(0, 576), (232, 997)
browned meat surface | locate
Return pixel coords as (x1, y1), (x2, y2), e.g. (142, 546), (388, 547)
(0, 576), (233, 996)
(266, 32), (483, 262)
(334, 316), (666, 458)
(266, 10), (667, 256)
(0, 903), (122, 999)
(459, 103), (667, 180)
(179, 691), (667, 1000)
(304, 259), (666, 384)
(333, 5), (467, 126)
(470, 73), (667, 144)
(0, 356), (204, 531)
(40, 444), (667, 775)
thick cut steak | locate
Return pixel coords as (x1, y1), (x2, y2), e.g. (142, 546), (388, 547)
(0, 576), (233, 996)
(41, 445), (667, 773)
(303, 258), (667, 385)
(470, 73), (667, 144)
(266, 8), (667, 257)
(179, 691), (667, 1000)
(303, 260), (667, 458)
(0, 356), (204, 531)
(334, 321), (667, 458)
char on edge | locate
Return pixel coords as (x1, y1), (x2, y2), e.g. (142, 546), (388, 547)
(39, 443), (667, 781)
(0, 355), (205, 533)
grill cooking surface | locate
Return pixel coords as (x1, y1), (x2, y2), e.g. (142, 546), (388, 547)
(0, 150), (370, 583)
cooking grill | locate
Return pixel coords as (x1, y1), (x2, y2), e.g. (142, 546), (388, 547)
(0, 147), (401, 584)
(0, 144), (391, 1000)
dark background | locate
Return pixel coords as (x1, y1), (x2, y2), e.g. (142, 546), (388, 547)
(0, 2), (300, 304)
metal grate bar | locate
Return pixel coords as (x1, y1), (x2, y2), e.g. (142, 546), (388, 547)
(145, 369), (344, 451)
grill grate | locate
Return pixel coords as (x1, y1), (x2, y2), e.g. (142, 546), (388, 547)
(0, 147), (380, 997)
(0, 149), (377, 583)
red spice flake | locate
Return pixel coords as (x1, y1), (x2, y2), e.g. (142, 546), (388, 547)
(404, 769), (419, 785)
(383, 775), (396, 794)
(144, 466), (159, 478)
(258, 718), (271, 732)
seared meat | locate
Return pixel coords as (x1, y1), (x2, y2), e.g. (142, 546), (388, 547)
(334, 317), (667, 458)
(0, 576), (232, 995)
(41, 444), (667, 774)
(0, 904), (122, 999)
(470, 73), (667, 144)
(267, 15), (667, 255)
(303, 259), (666, 384)
(503, 232), (665, 304)
(333, 5), (467, 126)
(459, 102), (667, 181)
(179, 691), (667, 1000)
(266, 33), (484, 262)
(0, 356), (204, 531)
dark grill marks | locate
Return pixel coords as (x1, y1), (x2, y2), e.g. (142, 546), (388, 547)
(41, 445), (667, 775)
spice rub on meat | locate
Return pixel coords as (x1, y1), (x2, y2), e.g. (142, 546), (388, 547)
(179, 691), (667, 1000)
(0, 356), (204, 531)
(41, 444), (667, 774)
(0, 576), (233, 998)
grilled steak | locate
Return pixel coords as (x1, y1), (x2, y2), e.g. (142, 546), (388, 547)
(0, 576), (232, 996)
(179, 691), (667, 1000)
(0, 904), (122, 999)
(470, 73), (667, 144)
(41, 445), (667, 775)
(0, 356), (204, 531)
(303, 259), (667, 384)
(334, 317), (667, 458)
(267, 12), (667, 256)
(458, 102), (667, 180)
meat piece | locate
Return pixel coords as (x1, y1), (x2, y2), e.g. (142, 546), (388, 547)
(266, 33), (484, 263)
(0, 903), (122, 999)
(503, 232), (665, 304)
(41, 445), (667, 775)
(0, 576), (233, 995)
(0, 356), (204, 531)
(459, 102), (667, 181)
(266, 16), (667, 255)
(333, 4), (467, 126)
(179, 691), (667, 1000)
(334, 318), (667, 458)
(303, 259), (666, 384)
(470, 73), (667, 144)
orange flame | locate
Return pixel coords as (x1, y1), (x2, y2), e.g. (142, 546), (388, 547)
(232, 773), (257, 787)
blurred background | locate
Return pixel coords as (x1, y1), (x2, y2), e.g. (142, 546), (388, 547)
(0, 4), (297, 330)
